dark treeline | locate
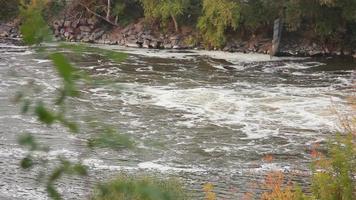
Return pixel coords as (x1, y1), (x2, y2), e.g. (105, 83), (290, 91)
(1, 0), (356, 50)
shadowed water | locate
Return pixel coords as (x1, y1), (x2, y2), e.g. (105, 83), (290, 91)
(0, 44), (355, 199)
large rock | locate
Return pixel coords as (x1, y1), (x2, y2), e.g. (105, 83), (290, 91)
(0, 31), (8, 38)
(79, 18), (87, 26)
(87, 18), (97, 26)
(53, 20), (61, 30)
(71, 20), (80, 29)
(152, 40), (162, 49)
(90, 30), (105, 41)
(63, 20), (72, 28)
(163, 42), (173, 49)
(143, 39), (151, 48)
(352, 52), (356, 59)
(79, 26), (91, 32)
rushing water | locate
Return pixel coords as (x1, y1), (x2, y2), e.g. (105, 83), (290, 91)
(0, 43), (355, 199)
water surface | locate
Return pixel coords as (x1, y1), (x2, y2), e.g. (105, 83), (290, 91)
(0, 44), (355, 199)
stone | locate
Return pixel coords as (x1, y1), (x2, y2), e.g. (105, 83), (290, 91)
(64, 20), (72, 28)
(170, 35), (180, 41)
(53, 20), (61, 30)
(90, 30), (105, 40)
(79, 26), (91, 32)
(108, 40), (118, 45)
(0, 31), (8, 37)
(82, 36), (90, 42)
(143, 40), (151, 48)
(152, 40), (162, 49)
(163, 43), (173, 49)
(126, 42), (140, 48)
(87, 18), (96, 25)
(60, 28), (65, 35)
(72, 20), (80, 28)
(64, 32), (70, 38)
(173, 45), (182, 49)
(54, 30), (60, 37)
(79, 18), (87, 26)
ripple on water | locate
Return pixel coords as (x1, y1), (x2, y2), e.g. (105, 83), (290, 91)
(0, 44), (354, 199)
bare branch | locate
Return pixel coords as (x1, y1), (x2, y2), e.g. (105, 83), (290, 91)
(79, 3), (118, 26)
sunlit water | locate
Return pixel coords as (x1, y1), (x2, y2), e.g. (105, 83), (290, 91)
(0, 43), (355, 199)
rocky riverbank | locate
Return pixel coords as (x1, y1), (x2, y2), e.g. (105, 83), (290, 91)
(1, 18), (356, 58)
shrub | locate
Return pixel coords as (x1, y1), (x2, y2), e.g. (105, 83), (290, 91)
(310, 133), (355, 200)
(91, 175), (188, 200)
(197, 0), (240, 49)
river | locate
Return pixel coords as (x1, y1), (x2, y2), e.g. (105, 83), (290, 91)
(0, 43), (355, 199)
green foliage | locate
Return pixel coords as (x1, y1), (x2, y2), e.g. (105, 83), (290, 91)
(35, 102), (57, 125)
(240, 0), (283, 33)
(197, 0), (240, 48)
(0, 0), (20, 21)
(310, 133), (355, 200)
(111, 0), (142, 26)
(44, 0), (66, 18)
(18, 133), (38, 151)
(44, 159), (88, 200)
(140, 0), (190, 31)
(19, 0), (52, 45)
(20, 156), (34, 169)
(91, 175), (188, 200)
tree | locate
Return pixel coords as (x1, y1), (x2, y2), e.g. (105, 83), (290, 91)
(140, 0), (190, 32)
(0, 0), (20, 21)
(197, 0), (240, 48)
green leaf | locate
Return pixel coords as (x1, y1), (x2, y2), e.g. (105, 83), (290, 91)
(49, 167), (64, 182)
(35, 102), (56, 125)
(56, 115), (79, 133)
(21, 99), (31, 114)
(46, 184), (62, 200)
(18, 133), (37, 151)
(49, 53), (75, 83)
(19, 1), (51, 45)
(72, 164), (88, 176)
(20, 156), (34, 169)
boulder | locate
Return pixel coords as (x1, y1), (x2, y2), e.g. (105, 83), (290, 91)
(79, 26), (91, 32)
(64, 31), (70, 38)
(151, 40), (162, 49)
(0, 31), (8, 38)
(53, 20), (61, 30)
(79, 18), (87, 26)
(143, 39), (151, 48)
(71, 20), (80, 28)
(82, 35), (90, 42)
(87, 18), (97, 26)
(63, 20), (72, 28)
(90, 30), (105, 41)
(126, 42), (140, 48)
(163, 43), (173, 49)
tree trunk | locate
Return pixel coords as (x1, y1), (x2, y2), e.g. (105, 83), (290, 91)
(171, 14), (179, 32)
(115, 15), (118, 25)
(106, 0), (111, 21)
